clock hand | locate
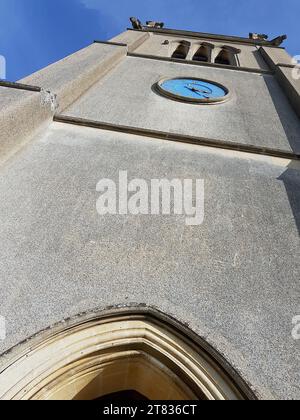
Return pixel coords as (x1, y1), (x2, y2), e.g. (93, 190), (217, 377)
(185, 85), (211, 95)
(185, 86), (201, 93)
(189, 86), (211, 94)
(185, 86), (209, 97)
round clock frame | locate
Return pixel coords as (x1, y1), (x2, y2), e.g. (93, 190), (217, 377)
(154, 77), (230, 105)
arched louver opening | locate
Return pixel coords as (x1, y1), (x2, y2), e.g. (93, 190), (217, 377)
(215, 46), (241, 66)
(172, 41), (190, 60)
(215, 49), (232, 65)
(193, 43), (214, 63)
(193, 46), (209, 62)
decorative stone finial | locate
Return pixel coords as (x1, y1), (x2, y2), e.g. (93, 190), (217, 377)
(146, 21), (165, 29)
(129, 17), (143, 30)
(270, 35), (287, 46)
(249, 33), (269, 41)
(129, 17), (165, 30)
(249, 33), (287, 46)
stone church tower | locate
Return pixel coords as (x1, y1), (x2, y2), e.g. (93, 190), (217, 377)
(0, 19), (299, 400)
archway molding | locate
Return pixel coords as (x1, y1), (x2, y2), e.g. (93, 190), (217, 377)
(0, 307), (256, 400)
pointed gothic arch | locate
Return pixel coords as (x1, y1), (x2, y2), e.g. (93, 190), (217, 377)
(0, 308), (256, 400)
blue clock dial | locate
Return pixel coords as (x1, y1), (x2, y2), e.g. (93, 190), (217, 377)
(156, 78), (229, 103)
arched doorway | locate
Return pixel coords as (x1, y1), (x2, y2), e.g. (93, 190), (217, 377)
(0, 308), (256, 400)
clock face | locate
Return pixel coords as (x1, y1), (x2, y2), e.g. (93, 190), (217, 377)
(156, 78), (229, 104)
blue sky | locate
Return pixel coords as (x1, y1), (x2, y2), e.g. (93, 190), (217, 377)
(0, 0), (299, 81)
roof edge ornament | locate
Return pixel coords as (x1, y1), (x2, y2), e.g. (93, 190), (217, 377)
(130, 20), (287, 47)
(249, 33), (269, 41)
(249, 32), (287, 46)
(129, 17), (143, 30)
(270, 34), (288, 46)
(129, 17), (164, 30)
(146, 20), (165, 29)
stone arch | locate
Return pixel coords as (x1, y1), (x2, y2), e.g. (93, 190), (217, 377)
(215, 46), (241, 66)
(171, 41), (191, 60)
(192, 42), (214, 63)
(0, 307), (255, 400)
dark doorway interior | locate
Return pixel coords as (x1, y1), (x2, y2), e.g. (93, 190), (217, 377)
(96, 390), (149, 401)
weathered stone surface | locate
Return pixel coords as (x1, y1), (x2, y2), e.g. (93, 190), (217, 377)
(20, 43), (127, 111)
(1, 24), (300, 401)
(0, 122), (299, 400)
(0, 87), (54, 164)
(261, 46), (293, 66)
(65, 56), (300, 154)
(110, 30), (150, 53)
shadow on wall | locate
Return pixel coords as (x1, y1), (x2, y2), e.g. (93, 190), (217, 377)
(263, 75), (300, 154)
(252, 50), (269, 72)
(264, 75), (300, 236)
(278, 161), (300, 236)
